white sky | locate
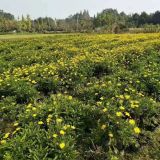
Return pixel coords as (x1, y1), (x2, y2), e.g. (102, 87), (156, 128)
(0, 0), (159, 19)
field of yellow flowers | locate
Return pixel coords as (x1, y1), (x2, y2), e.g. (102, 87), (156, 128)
(0, 33), (160, 160)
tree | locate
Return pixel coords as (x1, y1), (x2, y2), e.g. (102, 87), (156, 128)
(26, 15), (32, 32)
(20, 15), (28, 32)
(152, 11), (160, 24)
(138, 12), (150, 26)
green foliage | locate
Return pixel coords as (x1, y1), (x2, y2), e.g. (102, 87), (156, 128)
(1, 9), (160, 33)
(0, 34), (160, 159)
(0, 80), (38, 103)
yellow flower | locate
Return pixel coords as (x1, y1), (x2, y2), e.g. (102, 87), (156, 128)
(0, 140), (6, 145)
(119, 106), (125, 110)
(56, 118), (63, 123)
(60, 130), (65, 135)
(13, 122), (19, 127)
(117, 83), (121, 86)
(131, 89), (136, 92)
(53, 134), (58, 138)
(116, 112), (123, 117)
(38, 121), (44, 125)
(67, 125), (71, 128)
(101, 124), (107, 130)
(119, 95), (124, 99)
(135, 104), (139, 108)
(3, 133), (10, 139)
(57, 93), (61, 97)
(119, 100), (123, 104)
(100, 97), (104, 100)
(59, 142), (65, 149)
(125, 95), (130, 100)
(136, 80), (140, 83)
(32, 107), (36, 111)
(97, 101), (102, 106)
(47, 118), (51, 123)
(102, 83), (106, 87)
(16, 127), (21, 131)
(102, 108), (107, 112)
(26, 109), (30, 112)
(131, 104), (136, 108)
(48, 114), (53, 118)
(31, 80), (37, 84)
(27, 103), (32, 108)
(138, 93), (144, 97)
(109, 133), (113, 138)
(144, 74), (147, 77)
(108, 81), (112, 84)
(134, 127), (141, 134)
(125, 112), (130, 117)
(134, 100), (139, 104)
(71, 126), (75, 129)
(33, 114), (37, 117)
(130, 101), (139, 108)
(68, 96), (73, 100)
(129, 119), (136, 125)
(63, 125), (68, 130)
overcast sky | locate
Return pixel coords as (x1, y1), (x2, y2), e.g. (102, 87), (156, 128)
(0, 0), (159, 19)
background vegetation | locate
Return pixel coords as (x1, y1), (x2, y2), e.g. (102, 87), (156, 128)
(0, 9), (160, 33)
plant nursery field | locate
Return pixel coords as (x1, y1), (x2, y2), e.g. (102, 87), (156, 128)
(0, 33), (160, 160)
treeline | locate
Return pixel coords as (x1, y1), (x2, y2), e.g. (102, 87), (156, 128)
(0, 9), (160, 33)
